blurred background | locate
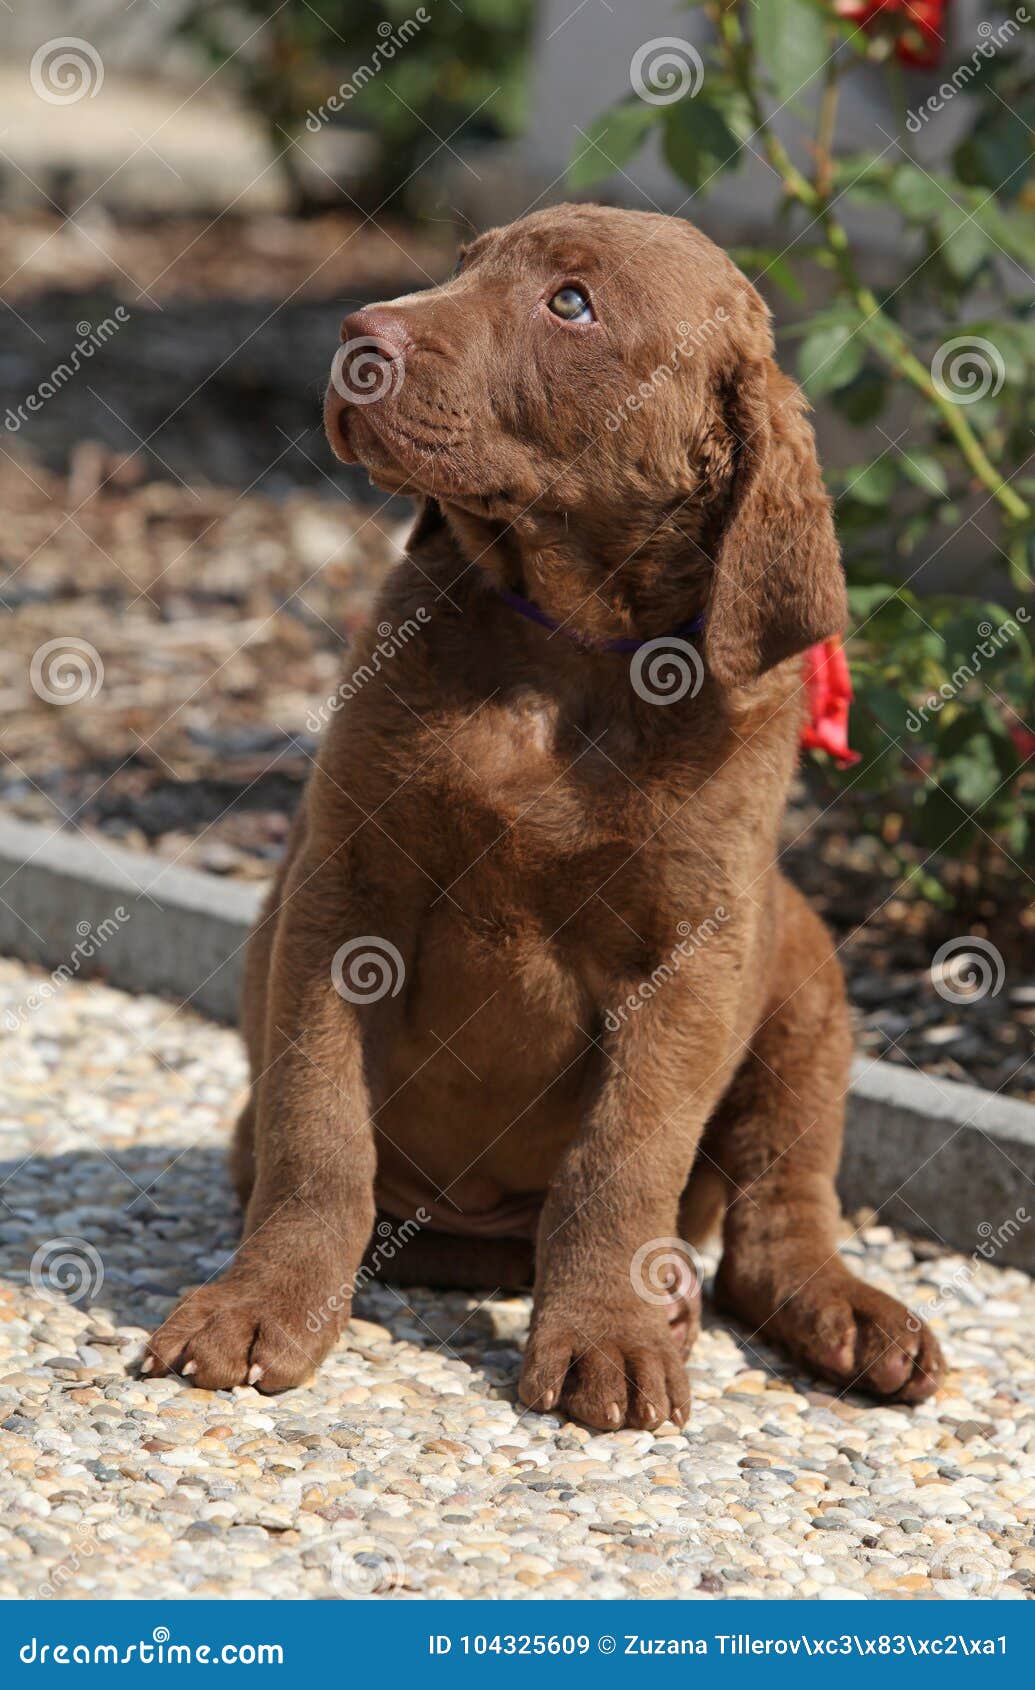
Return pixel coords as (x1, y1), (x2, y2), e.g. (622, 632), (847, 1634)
(0, 0), (1032, 1095)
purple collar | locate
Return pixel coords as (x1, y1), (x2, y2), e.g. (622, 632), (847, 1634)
(493, 586), (705, 655)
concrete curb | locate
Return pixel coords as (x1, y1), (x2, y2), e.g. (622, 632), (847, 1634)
(2, 816), (1033, 1268)
(0, 817), (260, 1023)
(843, 1059), (1034, 1270)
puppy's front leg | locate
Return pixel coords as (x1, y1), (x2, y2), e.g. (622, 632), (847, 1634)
(520, 984), (736, 1431)
(147, 861), (377, 1391)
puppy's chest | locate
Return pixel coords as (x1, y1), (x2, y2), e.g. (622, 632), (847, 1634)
(365, 683), (663, 931)
(394, 687), (669, 970)
(436, 687), (642, 855)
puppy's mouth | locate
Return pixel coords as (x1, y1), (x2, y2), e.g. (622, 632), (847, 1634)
(325, 381), (490, 503)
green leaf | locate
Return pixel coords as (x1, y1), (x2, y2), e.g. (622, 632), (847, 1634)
(568, 100), (657, 190)
(955, 97), (1035, 201)
(662, 97), (740, 190)
(890, 165), (945, 222)
(833, 151), (894, 209)
(936, 503), (964, 526)
(757, 255), (805, 303)
(1003, 810), (1031, 858)
(754, 0), (830, 107)
(941, 738), (1002, 809)
(936, 202), (991, 279)
(899, 452), (950, 498)
(730, 246), (806, 303)
(706, 79), (757, 147)
(975, 200), (1035, 268)
(842, 457), (898, 506)
(833, 152), (893, 196)
(858, 683), (915, 738)
(848, 582), (900, 618)
(797, 321), (864, 398)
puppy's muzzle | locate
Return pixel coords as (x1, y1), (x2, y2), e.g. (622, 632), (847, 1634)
(325, 308), (412, 462)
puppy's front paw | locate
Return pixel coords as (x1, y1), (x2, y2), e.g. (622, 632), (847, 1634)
(519, 1305), (690, 1431)
(143, 1273), (338, 1393)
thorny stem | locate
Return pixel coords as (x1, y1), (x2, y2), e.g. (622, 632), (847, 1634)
(813, 52), (840, 201)
(711, 1), (1032, 581)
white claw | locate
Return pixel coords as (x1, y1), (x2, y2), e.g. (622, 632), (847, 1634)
(181, 1360), (197, 1376)
(140, 1356), (154, 1374)
(247, 1363), (264, 1386)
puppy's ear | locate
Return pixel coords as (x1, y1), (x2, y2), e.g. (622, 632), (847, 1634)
(704, 356), (846, 688)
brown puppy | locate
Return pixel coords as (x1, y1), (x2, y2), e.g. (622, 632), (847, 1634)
(146, 205), (943, 1428)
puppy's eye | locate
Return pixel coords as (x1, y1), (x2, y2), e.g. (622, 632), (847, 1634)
(547, 286), (593, 324)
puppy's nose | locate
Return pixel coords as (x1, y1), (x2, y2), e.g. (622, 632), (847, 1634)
(339, 307), (410, 365)
(333, 308), (410, 412)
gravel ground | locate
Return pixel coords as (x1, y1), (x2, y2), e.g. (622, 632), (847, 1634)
(0, 956), (1033, 1601)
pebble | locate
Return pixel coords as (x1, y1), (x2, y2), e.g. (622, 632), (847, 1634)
(0, 956), (1033, 1599)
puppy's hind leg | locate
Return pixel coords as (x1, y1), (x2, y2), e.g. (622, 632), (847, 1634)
(710, 882), (943, 1403)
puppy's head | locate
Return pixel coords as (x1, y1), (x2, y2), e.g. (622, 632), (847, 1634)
(325, 203), (845, 683)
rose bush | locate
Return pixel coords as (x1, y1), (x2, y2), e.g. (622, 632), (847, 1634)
(574, 0), (1034, 882)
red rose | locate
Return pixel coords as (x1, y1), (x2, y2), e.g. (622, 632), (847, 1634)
(801, 635), (861, 768)
(1010, 724), (1035, 762)
(834, 0), (949, 67)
